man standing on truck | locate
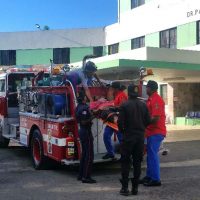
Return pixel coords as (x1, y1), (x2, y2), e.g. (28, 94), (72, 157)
(117, 85), (151, 196)
(67, 61), (102, 102)
(75, 91), (96, 184)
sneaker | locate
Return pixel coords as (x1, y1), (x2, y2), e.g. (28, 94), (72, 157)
(139, 176), (151, 184)
(102, 154), (115, 160)
(162, 150), (168, 156)
(143, 180), (161, 187)
(82, 178), (97, 184)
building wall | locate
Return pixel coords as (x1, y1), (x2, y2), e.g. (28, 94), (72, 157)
(145, 0), (152, 3)
(15, 47), (95, 65)
(145, 32), (160, 48)
(70, 47), (93, 63)
(119, 0), (130, 13)
(119, 40), (131, 52)
(0, 28), (105, 65)
(0, 28), (105, 50)
(16, 49), (53, 65)
(12, 22), (200, 65)
(119, 0), (153, 14)
(106, 0), (200, 44)
(177, 22), (197, 48)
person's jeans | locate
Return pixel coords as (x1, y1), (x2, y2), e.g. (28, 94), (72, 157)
(103, 126), (122, 156)
(146, 134), (164, 181)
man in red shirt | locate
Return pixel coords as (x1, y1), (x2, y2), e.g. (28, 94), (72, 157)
(141, 80), (166, 186)
(114, 85), (127, 106)
(102, 82), (128, 159)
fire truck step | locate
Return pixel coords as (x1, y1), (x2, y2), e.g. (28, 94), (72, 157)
(61, 153), (121, 165)
(10, 123), (20, 138)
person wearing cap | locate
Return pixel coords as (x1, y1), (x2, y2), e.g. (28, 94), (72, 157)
(67, 61), (101, 102)
(75, 90), (96, 184)
(102, 82), (128, 160)
(140, 80), (166, 187)
(117, 85), (151, 196)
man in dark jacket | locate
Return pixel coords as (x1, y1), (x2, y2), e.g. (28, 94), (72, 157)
(117, 84), (151, 196)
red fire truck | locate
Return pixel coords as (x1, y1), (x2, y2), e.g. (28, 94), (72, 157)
(0, 66), (151, 169)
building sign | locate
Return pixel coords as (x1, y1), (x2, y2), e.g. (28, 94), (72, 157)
(187, 9), (200, 17)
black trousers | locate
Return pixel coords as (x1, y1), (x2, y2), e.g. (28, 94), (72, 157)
(120, 137), (144, 180)
(78, 127), (94, 179)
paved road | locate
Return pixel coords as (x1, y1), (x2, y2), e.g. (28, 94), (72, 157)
(0, 129), (200, 200)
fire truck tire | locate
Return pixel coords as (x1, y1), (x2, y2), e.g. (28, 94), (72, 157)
(31, 129), (47, 170)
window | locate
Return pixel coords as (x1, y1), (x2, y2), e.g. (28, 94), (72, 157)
(53, 48), (70, 64)
(108, 43), (119, 55)
(131, 0), (145, 9)
(131, 36), (145, 49)
(160, 28), (177, 49)
(93, 46), (103, 57)
(0, 79), (5, 92)
(0, 50), (16, 65)
(8, 73), (36, 107)
(197, 21), (200, 44)
(160, 84), (168, 105)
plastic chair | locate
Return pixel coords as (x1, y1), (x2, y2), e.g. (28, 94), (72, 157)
(185, 111), (195, 125)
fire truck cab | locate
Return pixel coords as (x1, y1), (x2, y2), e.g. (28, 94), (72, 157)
(0, 72), (36, 147)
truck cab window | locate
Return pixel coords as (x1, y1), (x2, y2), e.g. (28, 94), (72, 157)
(0, 80), (5, 92)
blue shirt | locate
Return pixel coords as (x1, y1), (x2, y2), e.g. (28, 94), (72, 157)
(67, 68), (93, 91)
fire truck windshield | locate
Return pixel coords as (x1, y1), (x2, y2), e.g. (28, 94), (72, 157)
(8, 73), (35, 92)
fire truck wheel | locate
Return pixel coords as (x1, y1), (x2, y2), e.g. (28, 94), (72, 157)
(31, 129), (46, 170)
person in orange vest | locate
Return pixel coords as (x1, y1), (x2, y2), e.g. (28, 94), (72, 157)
(102, 82), (128, 160)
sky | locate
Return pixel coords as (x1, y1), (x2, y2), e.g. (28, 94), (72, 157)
(0, 0), (118, 32)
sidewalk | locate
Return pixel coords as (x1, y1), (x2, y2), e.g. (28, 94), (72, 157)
(167, 124), (200, 131)
(165, 124), (200, 143)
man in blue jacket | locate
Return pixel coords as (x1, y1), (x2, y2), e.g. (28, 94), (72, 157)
(75, 91), (96, 184)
